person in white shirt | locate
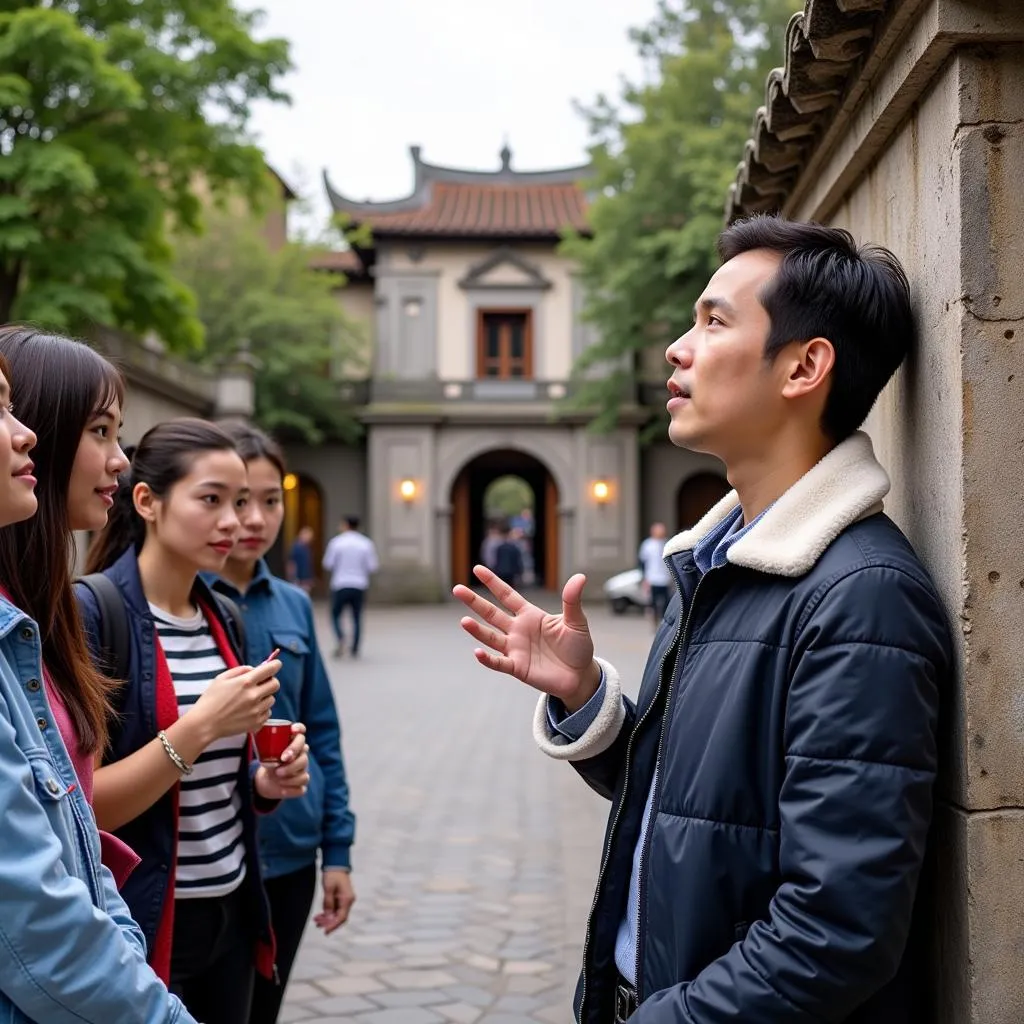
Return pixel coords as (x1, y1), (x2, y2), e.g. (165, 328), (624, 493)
(322, 516), (379, 658)
(638, 522), (670, 624)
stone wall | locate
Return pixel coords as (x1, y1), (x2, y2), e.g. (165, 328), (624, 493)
(731, 2), (1024, 1020)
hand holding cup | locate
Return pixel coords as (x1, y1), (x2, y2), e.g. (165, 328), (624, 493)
(254, 722), (309, 801)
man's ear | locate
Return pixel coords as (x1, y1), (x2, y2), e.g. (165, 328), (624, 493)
(133, 481), (158, 524)
(781, 337), (834, 400)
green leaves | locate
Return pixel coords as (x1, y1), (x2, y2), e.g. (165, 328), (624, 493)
(173, 210), (367, 444)
(0, 1), (290, 347)
(563, 0), (800, 436)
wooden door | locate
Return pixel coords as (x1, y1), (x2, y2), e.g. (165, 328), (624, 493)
(451, 469), (470, 587)
(544, 472), (558, 590)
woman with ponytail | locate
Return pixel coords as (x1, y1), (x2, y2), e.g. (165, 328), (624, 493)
(0, 349), (200, 1024)
(210, 422), (356, 1024)
(79, 418), (311, 1024)
(0, 325), (136, 884)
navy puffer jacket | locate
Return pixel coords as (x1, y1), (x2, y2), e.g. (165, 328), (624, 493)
(534, 433), (952, 1023)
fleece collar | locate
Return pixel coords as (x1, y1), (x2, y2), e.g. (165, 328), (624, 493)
(663, 431), (890, 578)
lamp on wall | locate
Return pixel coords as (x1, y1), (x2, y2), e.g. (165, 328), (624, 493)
(399, 478), (418, 503)
(283, 473), (298, 492)
(591, 479), (611, 504)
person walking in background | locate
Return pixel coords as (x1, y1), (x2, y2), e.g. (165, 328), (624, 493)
(493, 525), (524, 588)
(638, 522), (670, 625)
(479, 520), (503, 572)
(210, 424), (356, 1024)
(322, 516), (378, 659)
(0, 352), (199, 1024)
(510, 506), (536, 585)
(287, 525), (317, 593)
(78, 419), (311, 1024)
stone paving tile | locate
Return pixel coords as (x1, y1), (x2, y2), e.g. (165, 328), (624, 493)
(434, 1004), (483, 1024)
(283, 982), (329, 1002)
(379, 970), (460, 990)
(316, 975), (386, 996)
(371, 990), (450, 1009)
(354, 1010), (444, 1024)
(279, 600), (651, 1022)
(304, 995), (379, 1015)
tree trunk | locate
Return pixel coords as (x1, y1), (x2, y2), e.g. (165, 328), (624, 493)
(0, 262), (22, 323)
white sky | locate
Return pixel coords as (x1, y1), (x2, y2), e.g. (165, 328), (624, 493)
(240, 0), (657, 233)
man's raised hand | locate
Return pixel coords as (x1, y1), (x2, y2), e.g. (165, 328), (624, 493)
(453, 565), (601, 712)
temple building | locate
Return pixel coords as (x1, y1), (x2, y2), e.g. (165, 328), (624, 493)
(282, 145), (728, 601)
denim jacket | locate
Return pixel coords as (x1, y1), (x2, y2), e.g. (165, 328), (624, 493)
(0, 594), (197, 1024)
(208, 561), (355, 878)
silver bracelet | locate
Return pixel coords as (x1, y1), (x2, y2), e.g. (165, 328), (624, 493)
(157, 730), (194, 776)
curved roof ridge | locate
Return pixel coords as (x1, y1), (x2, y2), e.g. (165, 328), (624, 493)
(725, 0), (892, 223)
(324, 144), (593, 217)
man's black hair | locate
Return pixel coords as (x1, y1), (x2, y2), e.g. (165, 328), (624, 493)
(718, 215), (916, 442)
(344, 515), (360, 530)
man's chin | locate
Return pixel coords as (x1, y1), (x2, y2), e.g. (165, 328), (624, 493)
(668, 420), (710, 454)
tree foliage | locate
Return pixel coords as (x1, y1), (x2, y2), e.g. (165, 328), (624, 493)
(563, 0), (801, 433)
(172, 210), (367, 444)
(0, 0), (290, 348)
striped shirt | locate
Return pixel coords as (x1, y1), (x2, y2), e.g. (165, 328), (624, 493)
(151, 603), (247, 899)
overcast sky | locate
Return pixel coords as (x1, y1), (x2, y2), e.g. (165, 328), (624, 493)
(240, 0), (657, 232)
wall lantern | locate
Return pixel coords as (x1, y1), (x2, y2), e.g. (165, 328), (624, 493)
(282, 473), (298, 492)
(591, 479), (611, 504)
(399, 478), (418, 503)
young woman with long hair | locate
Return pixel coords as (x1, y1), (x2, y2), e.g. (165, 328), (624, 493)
(0, 325), (138, 881)
(0, 351), (200, 1024)
(211, 422), (356, 1024)
(79, 418), (311, 1024)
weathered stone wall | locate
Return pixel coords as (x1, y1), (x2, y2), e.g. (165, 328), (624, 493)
(777, 5), (1024, 1020)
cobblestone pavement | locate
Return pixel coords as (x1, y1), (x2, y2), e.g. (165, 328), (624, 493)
(278, 592), (653, 1024)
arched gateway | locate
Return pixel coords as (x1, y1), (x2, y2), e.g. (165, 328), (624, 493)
(450, 449), (559, 591)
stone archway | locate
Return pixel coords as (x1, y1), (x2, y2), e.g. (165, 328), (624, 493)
(676, 471), (731, 532)
(450, 449), (559, 591)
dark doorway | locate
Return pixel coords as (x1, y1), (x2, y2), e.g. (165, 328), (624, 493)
(272, 473), (325, 589)
(676, 471), (731, 532)
(451, 449), (558, 590)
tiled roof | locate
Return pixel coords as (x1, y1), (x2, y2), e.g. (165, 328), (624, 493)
(308, 248), (367, 275)
(726, 0), (893, 223)
(324, 146), (592, 239)
(340, 181), (588, 237)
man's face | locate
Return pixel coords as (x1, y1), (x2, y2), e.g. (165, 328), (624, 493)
(665, 249), (791, 460)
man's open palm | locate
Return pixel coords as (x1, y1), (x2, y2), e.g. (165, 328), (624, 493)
(453, 566), (599, 709)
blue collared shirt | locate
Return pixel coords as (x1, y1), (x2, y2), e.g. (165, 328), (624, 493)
(550, 505), (761, 985)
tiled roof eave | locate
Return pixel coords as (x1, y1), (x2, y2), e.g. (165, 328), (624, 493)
(726, 0), (893, 224)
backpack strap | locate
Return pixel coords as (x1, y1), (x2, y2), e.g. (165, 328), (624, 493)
(212, 592), (247, 661)
(75, 573), (130, 682)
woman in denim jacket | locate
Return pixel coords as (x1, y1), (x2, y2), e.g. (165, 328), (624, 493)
(0, 326), (137, 885)
(209, 423), (356, 1024)
(0, 355), (198, 1024)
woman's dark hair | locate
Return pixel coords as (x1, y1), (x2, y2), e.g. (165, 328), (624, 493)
(86, 418), (241, 575)
(717, 215), (916, 442)
(219, 420), (287, 481)
(0, 325), (125, 753)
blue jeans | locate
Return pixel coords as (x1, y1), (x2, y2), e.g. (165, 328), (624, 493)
(330, 587), (365, 653)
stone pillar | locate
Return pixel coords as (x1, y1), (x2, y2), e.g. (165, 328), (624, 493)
(214, 340), (257, 421)
(782, 14), (1024, 1021)
(931, 40), (1024, 1024)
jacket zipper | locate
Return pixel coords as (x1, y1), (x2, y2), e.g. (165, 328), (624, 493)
(633, 567), (713, 998)
(577, 561), (700, 1021)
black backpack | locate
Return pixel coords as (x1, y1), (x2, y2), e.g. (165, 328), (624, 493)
(75, 573), (247, 681)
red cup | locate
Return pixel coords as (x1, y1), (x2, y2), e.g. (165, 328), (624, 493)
(255, 719), (293, 765)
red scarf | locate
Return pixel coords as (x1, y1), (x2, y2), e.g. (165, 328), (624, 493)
(149, 598), (275, 984)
